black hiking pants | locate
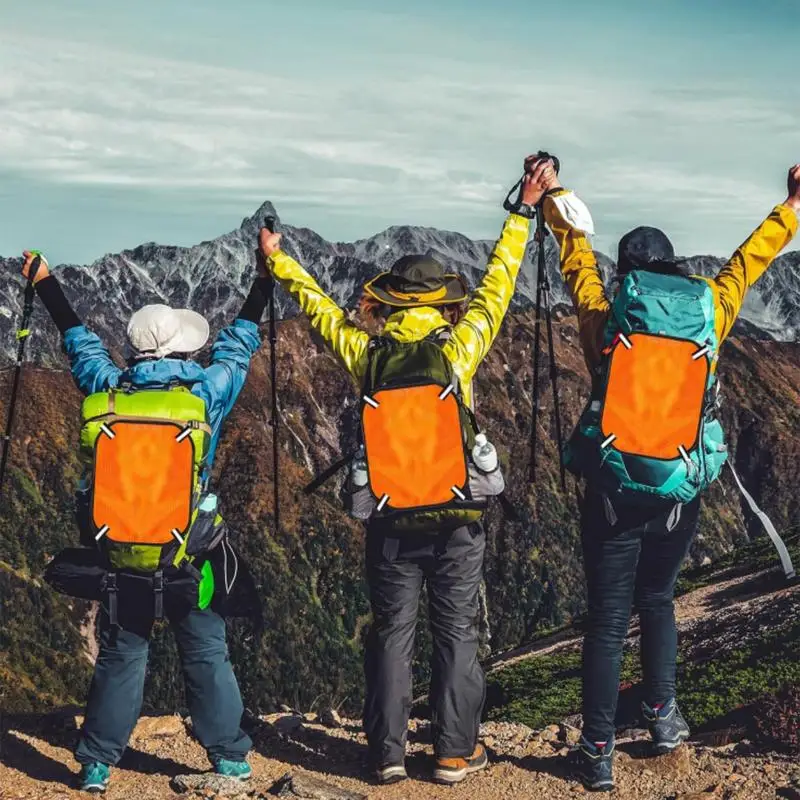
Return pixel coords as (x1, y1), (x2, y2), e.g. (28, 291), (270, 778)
(580, 488), (700, 743)
(363, 523), (486, 766)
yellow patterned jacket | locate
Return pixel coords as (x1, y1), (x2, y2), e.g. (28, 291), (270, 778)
(543, 191), (799, 373)
(266, 214), (531, 405)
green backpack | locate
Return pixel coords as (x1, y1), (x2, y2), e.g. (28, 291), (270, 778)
(357, 333), (489, 533)
(78, 384), (225, 610)
(565, 270), (728, 503)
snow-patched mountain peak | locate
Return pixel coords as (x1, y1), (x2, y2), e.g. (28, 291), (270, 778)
(1, 204), (798, 365)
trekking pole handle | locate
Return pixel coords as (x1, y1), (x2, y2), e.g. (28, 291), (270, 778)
(26, 253), (43, 282)
(22, 254), (43, 311)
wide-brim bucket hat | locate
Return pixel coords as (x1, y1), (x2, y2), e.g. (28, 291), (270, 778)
(363, 254), (468, 308)
(127, 304), (210, 358)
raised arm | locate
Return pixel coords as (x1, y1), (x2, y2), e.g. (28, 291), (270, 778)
(444, 161), (555, 384)
(199, 277), (267, 424)
(709, 165), (800, 343)
(542, 190), (610, 372)
(19, 251), (122, 395)
(258, 228), (370, 381)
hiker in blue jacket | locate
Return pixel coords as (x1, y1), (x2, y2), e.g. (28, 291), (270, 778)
(18, 249), (269, 794)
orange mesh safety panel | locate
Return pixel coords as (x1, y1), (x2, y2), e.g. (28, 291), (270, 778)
(362, 385), (467, 510)
(92, 421), (194, 544)
(601, 334), (709, 460)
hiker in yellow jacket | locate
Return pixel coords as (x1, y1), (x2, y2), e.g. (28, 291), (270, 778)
(257, 158), (554, 786)
(540, 164), (800, 792)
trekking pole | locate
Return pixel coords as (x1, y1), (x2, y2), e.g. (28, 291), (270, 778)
(0, 254), (42, 499)
(263, 218), (281, 533)
(525, 153), (567, 490)
(536, 203), (567, 491)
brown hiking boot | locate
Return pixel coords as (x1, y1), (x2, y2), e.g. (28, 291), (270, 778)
(433, 744), (488, 785)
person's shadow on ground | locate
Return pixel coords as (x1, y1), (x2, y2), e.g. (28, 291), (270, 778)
(251, 719), (459, 785)
(0, 729), (75, 785)
(1, 713), (199, 787)
(252, 722), (372, 782)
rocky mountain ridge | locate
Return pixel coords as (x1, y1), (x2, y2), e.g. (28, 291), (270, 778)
(1, 201), (798, 368)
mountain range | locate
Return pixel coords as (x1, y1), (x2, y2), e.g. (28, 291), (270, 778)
(1, 201), (799, 366)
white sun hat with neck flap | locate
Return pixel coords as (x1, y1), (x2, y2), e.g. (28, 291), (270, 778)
(126, 304), (210, 359)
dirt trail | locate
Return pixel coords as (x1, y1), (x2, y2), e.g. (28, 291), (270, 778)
(486, 566), (789, 673)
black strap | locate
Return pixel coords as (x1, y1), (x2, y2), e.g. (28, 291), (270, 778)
(153, 570), (164, 619)
(497, 492), (521, 523)
(303, 450), (358, 495)
(181, 560), (203, 581)
(105, 572), (119, 628)
(575, 480), (585, 511)
(502, 176), (524, 213)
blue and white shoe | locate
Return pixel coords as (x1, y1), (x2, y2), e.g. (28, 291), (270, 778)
(571, 737), (614, 792)
(642, 698), (690, 754)
(213, 758), (252, 780)
(77, 762), (110, 794)
(374, 762), (408, 785)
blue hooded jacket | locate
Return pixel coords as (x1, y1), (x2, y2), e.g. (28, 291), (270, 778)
(63, 319), (261, 469)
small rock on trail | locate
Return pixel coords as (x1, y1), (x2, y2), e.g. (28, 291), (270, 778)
(171, 773), (254, 797)
(270, 772), (367, 799)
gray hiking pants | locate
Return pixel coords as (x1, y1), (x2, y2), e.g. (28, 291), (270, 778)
(363, 523), (486, 765)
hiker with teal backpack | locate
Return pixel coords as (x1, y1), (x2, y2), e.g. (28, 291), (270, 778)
(537, 165), (800, 792)
(15, 250), (270, 793)
(257, 158), (555, 786)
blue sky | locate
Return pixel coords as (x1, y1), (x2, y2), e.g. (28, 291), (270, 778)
(1, 0), (798, 264)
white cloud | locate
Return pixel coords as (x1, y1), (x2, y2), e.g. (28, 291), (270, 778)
(1, 31), (797, 257)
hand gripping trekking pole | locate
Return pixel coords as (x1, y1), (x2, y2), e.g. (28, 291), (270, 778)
(263, 218), (281, 533)
(526, 157), (567, 490)
(0, 254), (42, 498)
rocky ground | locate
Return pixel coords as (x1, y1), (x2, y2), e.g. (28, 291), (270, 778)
(2, 552), (797, 800)
(2, 707), (799, 800)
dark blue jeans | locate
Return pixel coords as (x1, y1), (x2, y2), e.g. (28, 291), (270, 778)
(75, 598), (251, 767)
(580, 489), (700, 743)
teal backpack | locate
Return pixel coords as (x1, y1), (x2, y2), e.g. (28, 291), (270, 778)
(565, 270), (729, 503)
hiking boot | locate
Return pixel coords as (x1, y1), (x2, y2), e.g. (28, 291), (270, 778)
(433, 743), (488, 785)
(77, 762), (110, 794)
(642, 698), (690, 754)
(571, 737), (614, 792)
(213, 758), (252, 780)
(374, 763), (408, 785)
